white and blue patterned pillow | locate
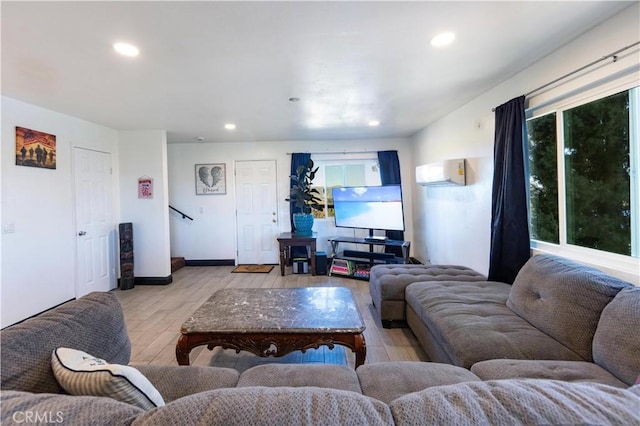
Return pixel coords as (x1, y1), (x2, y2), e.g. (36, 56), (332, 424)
(51, 347), (164, 410)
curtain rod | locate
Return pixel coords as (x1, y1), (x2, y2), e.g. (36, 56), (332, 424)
(286, 150), (377, 155)
(492, 41), (640, 111)
(525, 41), (639, 97)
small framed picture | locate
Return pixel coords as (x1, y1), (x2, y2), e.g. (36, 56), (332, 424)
(15, 126), (57, 169)
(195, 163), (226, 195)
(138, 176), (153, 199)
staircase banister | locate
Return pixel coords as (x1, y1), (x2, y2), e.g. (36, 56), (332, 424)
(169, 205), (194, 221)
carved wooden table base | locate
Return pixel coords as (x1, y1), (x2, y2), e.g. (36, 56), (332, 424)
(176, 330), (366, 367)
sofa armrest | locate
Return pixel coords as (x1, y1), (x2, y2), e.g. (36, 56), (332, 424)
(1, 390), (143, 424)
(134, 365), (240, 403)
(1, 292), (130, 394)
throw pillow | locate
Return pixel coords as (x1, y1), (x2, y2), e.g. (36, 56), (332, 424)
(51, 347), (164, 410)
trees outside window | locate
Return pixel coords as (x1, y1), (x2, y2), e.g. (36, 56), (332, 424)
(527, 86), (638, 258)
(563, 91), (631, 255)
(527, 113), (559, 244)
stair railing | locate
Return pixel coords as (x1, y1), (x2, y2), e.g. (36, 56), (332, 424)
(169, 205), (194, 221)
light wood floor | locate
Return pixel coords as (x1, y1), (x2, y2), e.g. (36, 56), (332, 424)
(114, 265), (428, 371)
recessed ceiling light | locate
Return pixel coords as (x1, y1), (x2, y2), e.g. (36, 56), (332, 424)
(224, 123), (236, 130)
(113, 42), (139, 57)
(368, 120), (380, 127)
(430, 32), (455, 48)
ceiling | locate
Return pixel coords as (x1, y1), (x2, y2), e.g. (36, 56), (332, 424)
(1, 1), (633, 144)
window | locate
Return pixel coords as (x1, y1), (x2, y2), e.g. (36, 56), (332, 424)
(526, 85), (639, 258)
(311, 159), (381, 219)
(527, 112), (559, 244)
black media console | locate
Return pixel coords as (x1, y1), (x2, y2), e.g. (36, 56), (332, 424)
(328, 236), (411, 280)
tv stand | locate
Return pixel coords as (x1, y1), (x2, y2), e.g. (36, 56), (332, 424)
(328, 236), (410, 280)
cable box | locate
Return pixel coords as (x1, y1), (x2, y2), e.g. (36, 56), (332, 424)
(364, 236), (388, 242)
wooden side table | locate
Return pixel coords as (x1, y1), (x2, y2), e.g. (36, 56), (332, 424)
(277, 232), (316, 276)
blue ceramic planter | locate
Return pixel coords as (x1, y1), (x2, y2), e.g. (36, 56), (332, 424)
(293, 213), (314, 235)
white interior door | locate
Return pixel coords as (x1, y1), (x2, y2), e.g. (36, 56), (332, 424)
(74, 148), (114, 297)
(235, 160), (279, 264)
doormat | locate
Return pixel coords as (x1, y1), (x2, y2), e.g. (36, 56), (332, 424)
(232, 265), (274, 273)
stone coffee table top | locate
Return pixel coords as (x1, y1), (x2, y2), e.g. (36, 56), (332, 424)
(181, 287), (365, 334)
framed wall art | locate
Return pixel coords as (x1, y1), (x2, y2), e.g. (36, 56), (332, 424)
(15, 126), (57, 169)
(195, 163), (226, 195)
(138, 176), (153, 199)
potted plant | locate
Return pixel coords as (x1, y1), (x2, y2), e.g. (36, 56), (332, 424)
(286, 159), (324, 235)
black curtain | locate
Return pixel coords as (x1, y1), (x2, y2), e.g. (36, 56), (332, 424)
(377, 150), (405, 256)
(289, 153), (311, 232)
(289, 153), (311, 260)
(488, 96), (530, 283)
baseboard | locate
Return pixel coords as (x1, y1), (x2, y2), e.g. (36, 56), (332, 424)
(131, 275), (173, 286)
(185, 259), (235, 266)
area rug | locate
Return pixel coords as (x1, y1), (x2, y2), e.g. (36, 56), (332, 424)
(203, 346), (348, 373)
(231, 265), (274, 273)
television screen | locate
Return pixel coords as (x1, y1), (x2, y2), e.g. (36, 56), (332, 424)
(332, 185), (405, 231)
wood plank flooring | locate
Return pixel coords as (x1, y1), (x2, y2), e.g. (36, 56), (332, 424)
(114, 266), (428, 371)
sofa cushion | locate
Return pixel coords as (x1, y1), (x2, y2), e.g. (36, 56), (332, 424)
(405, 280), (583, 368)
(357, 361), (481, 404)
(389, 379), (640, 426)
(135, 364), (240, 403)
(51, 348), (164, 410)
(131, 387), (393, 426)
(1, 292), (131, 394)
(237, 364), (362, 394)
(507, 254), (632, 361)
(470, 359), (627, 388)
(592, 287), (640, 385)
(0, 390), (143, 425)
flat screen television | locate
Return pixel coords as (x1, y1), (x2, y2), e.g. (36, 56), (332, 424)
(332, 185), (405, 231)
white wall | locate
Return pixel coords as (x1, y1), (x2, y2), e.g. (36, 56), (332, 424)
(119, 130), (171, 279)
(411, 4), (640, 279)
(167, 138), (414, 260)
(1, 96), (119, 326)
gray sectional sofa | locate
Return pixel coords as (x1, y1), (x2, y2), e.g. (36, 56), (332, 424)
(2, 268), (640, 425)
(372, 253), (640, 389)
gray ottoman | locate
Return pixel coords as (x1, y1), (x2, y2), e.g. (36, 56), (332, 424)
(369, 264), (486, 327)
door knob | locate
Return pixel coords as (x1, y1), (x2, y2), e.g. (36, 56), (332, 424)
(78, 231), (87, 236)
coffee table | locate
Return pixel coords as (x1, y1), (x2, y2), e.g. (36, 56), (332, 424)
(176, 287), (366, 367)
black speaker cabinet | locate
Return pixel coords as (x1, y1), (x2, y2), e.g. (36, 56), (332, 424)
(315, 251), (328, 275)
(119, 223), (134, 290)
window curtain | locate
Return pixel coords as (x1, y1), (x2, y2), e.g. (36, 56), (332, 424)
(488, 96), (530, 283)
(289, 153), (311, 232)
(377, 150), (405, 256)
(289, 153), (311, 260)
